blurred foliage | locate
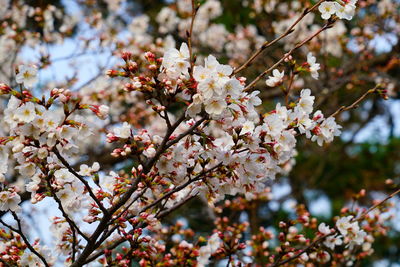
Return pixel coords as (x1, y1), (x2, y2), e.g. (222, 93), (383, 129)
(292, 136), (400, 207)
(20, 0), (70, 36)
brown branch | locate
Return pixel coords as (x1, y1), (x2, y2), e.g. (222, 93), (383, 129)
(140, 162), (222, 214)
(356, 188), (400, 222)
(48, 185), (78, 261)
(329, 86), (379, 118)
(83, 192), (198, 265)
(244, 20), (336, 92)
(187, 0), (199, 77)
(82, 224), (142, 265)
(285, 70), (296, 106)
(271, 232), (335, 267)
(156, 194), (197, 219)
(53, 148), (108, 215)
(80, 163), (222, 265)
(45, 174), (91, 260)
(106, 188), (149, 229)
(233, 0), (325, 76)
(0, 213), (50, 267)
(70, 113), (196, 266)
(143, 113), (187, 173)
(92, 162), (222, 256)
(165, 116), (207, 148)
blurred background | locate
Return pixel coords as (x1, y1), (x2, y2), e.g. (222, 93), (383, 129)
(0, 0), (399, 265)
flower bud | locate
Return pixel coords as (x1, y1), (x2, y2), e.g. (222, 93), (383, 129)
(106, 69), (119, 77)
(0, 83), (11, 94)
(121, 51), (132, 61)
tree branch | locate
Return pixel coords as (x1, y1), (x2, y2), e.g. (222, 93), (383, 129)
(244, 20), (336, 92)
(329, 86), (380, 118)
(0, 213), (50, 267)
(53, 148), (108, 215)
(233, 0), (325, 75)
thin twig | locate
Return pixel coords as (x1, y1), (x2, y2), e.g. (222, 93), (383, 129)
(330, 86), (379, 118)
(71, 113), (198, 266)
(53, 148), (108, 215)
(165, 116), (207, 148)
(233, 0), (325, 75)
(355, 188), (400, 222)
(140, 162), (222, 214)
(271, 232), (335, 267)
(187, 0), (199, 77)
(157, 194), (197, 219)
(0, 213), (50, 267)
(226, 255), (233, 267)
(80, 163), (222, 264)
(107, 188), (148, 227)
(285, 70), (295, 106)
(48, 184), (78, 260)
(83, 192), (198, 265)
(143, 113), (187, 173)
(244, 20), (336, 92)
(46, 174), (91, 260)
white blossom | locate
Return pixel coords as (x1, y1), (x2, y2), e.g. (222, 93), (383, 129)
(113, 122), (132, 139)
(0, 190), (21, 211)
(205, 98), (227, 116)
(318, 222), (331, 235)
(319, 1), (336, 20)
(15, 102), (37, 123)
(16, 65), (38, 88)
(266, 69), (284, 87)
(307, 52), (320, 80)
(335, 1), (357, 20)
(324, 234), (343, 250)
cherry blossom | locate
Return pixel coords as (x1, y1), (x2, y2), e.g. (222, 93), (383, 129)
(15, 65), (38, 88)
(265, 69), (284, 87)
(319, 2), (336, 20)
(307, 52), (321, 80)
(0, 190), (21, 212)
(0, 0), (395, 266)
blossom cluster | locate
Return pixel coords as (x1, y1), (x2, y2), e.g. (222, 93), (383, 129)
(156, 0), (265, 66)
(318, 215), (367, 251)
(266, 52), (320, 87)
(197, 233), (222, 266)
(0, 0), (397, 265)
(105, 43), (342, 208)
(0, 70), (111, 264)
(203, 187), (392, 266)
(0, 90), (107, 207)
(319, 0), (358, 20)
